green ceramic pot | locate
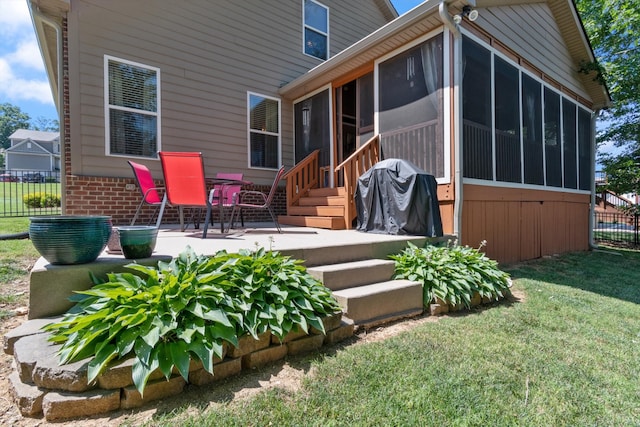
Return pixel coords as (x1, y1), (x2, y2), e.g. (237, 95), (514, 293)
(117, 226), (158, 259)
(29, 215), (112, 265)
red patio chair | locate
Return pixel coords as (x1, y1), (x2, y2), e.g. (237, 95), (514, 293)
(159, 151), (214, 238)
(228, 165), (286, 233)
(128, 161), (166, 228)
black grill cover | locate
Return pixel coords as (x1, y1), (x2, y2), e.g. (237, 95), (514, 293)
(355, 158), (443, 236)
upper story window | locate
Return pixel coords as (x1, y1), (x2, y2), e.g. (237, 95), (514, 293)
(303, 0), (329, 60)
(248, 92), (280, 169)
(105, 56), (160, 158)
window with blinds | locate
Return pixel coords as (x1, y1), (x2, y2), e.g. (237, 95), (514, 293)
(105, 56), (160, 158)
(248, 93), (280, 169)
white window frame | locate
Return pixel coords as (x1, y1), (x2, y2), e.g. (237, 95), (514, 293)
(247, 92), (282, 170)
(303, 0), (329, 61)
(104, 55), (161, 159)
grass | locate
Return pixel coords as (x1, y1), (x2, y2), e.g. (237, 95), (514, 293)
(594, 230), (639, 244)
(138, 249), (639, 426)
(0, 218), (38, 319)
(0, 216), (637, 425)
(0, 182), (61, 216)
(0, 217), (39, 261)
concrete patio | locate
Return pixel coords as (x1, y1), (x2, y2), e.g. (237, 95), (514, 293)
(110, 222), (430, 259)
(11, 223), (451, 420)
(29, 223), (441, 321)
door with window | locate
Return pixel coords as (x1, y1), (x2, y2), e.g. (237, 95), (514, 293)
(335, 72), (374, 166)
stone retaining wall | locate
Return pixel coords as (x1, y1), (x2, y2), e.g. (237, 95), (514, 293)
(4, 313), (353, 421)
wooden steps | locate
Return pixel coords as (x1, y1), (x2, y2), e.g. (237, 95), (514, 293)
(279, 187), (349, 230)
(277, 215), (345, 230)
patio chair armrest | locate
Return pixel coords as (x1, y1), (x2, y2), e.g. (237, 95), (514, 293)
(234, 190), (268, 206)
(142, 186), (165, 201)
(208, 188), (218, 203)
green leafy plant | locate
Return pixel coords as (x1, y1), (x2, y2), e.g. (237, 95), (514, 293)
(23, 192), (61, 208)
(390, 241), (511, 308)
(43, 246), (340, 394)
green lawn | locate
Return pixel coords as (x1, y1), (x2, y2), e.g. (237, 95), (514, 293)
(0, 182), (61, 216)
(0, 217), (38, 319)
(135, 249), (639, 427)
(0, 216), (637, 426)
(594, 230), (639, 244)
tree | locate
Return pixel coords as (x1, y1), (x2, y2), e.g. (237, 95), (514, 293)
(32, 116), (59, 132)
(575, 0), (640, 195)
(0, 103), (31, 150)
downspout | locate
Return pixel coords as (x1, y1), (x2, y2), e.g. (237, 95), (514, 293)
(439, 1), (463, 241)
(28, 1), (65, 209)
(589, 111), (598, 250)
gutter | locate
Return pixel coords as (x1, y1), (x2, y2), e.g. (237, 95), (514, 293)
(439, 1), (464, 242)
(28, 1), (66, 211)
(589, 111), (598, 250)
(28, 2), (63, 113)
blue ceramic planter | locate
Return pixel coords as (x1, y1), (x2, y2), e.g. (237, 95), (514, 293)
(29, 216), (112, 265)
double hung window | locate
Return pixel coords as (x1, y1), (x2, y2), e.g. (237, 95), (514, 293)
(248, 93), (281, 169)
(303, 0), (329, 60)
(105, 56), (159, 158)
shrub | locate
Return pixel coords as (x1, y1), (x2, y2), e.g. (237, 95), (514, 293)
(43, 246), (340, 394)
(390, 241), (511, 309)
(23, 192), (61, 208)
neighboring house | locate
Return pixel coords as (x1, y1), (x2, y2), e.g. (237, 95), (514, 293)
(5, 129), (61, 180)
(30, 0), (610, 263)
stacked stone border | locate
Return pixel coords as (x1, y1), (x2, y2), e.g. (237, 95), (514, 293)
(428, 291), (509, 315)
(4, 313), (353, 421)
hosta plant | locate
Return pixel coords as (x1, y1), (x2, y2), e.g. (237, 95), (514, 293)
(43, 246), (340, 395)
(390, 241), (511, 308)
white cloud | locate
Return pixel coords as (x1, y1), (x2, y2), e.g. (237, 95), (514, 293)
(0, 0), (53, 105)
(0, 57), (53, 104)
(0, 0), (33, 37)
(8, 38), (45, 71)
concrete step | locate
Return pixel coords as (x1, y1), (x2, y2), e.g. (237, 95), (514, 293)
(332, 279), (423, 326)
(281, 238), (428, 267)
(307, 259), (396, 291)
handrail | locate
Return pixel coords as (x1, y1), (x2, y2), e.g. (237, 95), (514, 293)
(334, 135), (380, 228)
(283, 150), (320, 213)
(600, 189), (635, 208)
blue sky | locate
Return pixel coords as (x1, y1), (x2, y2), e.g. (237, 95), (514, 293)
(0, 0), (421, 125)
(0, 0), (58, 123)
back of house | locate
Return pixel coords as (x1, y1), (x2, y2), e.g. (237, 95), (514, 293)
(31, 0), (609, 263)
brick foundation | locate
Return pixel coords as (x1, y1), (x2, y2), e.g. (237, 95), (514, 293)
(63, 174), (287, 226)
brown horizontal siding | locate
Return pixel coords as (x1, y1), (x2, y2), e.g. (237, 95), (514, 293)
(462, 184), (590, 264)
(69, 0), (391, 182)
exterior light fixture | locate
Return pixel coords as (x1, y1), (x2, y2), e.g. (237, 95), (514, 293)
(453, 5), (478, 24)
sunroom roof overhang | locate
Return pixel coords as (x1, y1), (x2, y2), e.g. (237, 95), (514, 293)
(279, 0), (611, 110)
(279, 0), (450, 101)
